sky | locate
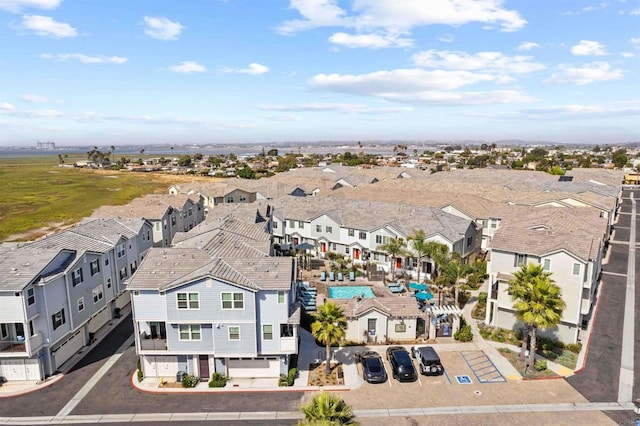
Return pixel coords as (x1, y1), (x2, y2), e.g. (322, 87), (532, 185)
(0, 0), (639, 147)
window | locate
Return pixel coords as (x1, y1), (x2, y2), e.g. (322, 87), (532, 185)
(348, 229), (354, 237)
(222, 292), (244, 309)
(373, 253), (380, 261)
(263, 324), (273, 340)
(171, 215), (177, 226)
(281, 324), (294, 337)
(367, 318), (376, 333)
(77, 297), (85, 312)
(572, 263), (581, 276)
(316, 225), (322, 232)
(490, 220), (497, 229)
(188, 208), (193, 217)
(542, 258), (551, 271)
(179, 324), (201, 341)
(289, 220), (295, 228)
(90, 259), (100, 276)
(228, 326), (240, 340)
(52, 309), (66, 330)
(514, 253), (527, 266)
(92, 286), (103, 303)
(277, 291), (285, 304)
(326, 226), (332, 233)
(345, 246), (350, 254)
(239, 195), (247, 202)
(145, 230), (151, 241)
(0, 324), (8, 339)
(395, 323), (406, 333)
(29, 320), (35, 337)
(105, 258), (109, 266)
(72, 267), (84, 286)
(26, 288), (35, 306)
(297, 221), (304, 229)
(130, 261), (137, 274)
(119, 267), (128, 280)
(226, 196), (234, 203)
(375, 235), (389, 245)
(106, 278), (112, 289)
(359, 231), (366, 240)
(117, 243), (126, 258)
(177, 292), (199, 309)
(466, 236), (472, 248)
(272, 221), (278, 229)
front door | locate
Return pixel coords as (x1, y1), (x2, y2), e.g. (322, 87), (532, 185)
(321, 242), (327, 253)
(354, 248), (360, 260)
(199, 355), (210, 380)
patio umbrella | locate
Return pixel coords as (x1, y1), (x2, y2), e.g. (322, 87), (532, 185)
(415, 291), (434, 301)
(409, 282), (428, 291)
(294, 242), (315, 251)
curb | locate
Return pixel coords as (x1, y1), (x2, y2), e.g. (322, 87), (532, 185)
(0, 374), (64, 398)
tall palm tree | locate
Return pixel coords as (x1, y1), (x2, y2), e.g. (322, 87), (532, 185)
(424, 241), (449, 278)
(408, 229), (428, 283)
(298, 392), (357, 425)
(509, 263), (566, 368)
(508, 263), (552, 361)
(437, 253), (472, 307)
(376, 237), (408, 280)
(311, 302), (347, 375)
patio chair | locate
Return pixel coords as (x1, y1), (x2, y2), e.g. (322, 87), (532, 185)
(349, 271), (355, 281)
(337, 272), (344, 281)
(320, 271), (326, 281)
(329, 271), (336, 281)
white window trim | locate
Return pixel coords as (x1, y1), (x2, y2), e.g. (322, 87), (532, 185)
(77, 297), (85, 312)
(178, 324), (202, 341)
(221, 292), (245, 310)
(263, 324), (273, 341)
(572, 262), (581, 276)
(176, 292), (200, 310)
(228, 326), (241, 341)
(26, 288), (36, 306)
(277, 291), (285, 304)
(92, 285), (104, 304)
(542, 258), (551, 271)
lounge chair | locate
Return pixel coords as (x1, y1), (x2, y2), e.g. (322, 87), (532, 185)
(320, 271), (326, 281)
(329, 271), (336, 281)
(337, 272), (344, 281)
(349, 271), (355, 281)
(299, 281), (317, 293)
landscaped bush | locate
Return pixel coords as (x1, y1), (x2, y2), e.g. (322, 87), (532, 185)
(454, 324), (473, 342)
(565, 342), (582, 353)
(534, 359), (548, 371)
(278, 368), (298, 387)
(136, 357), (143, 382)
(181, 373), (199, 388)
(208, 372), (229, 388)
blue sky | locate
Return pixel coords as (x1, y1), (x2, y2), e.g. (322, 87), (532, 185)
(0, 0), (638, 147)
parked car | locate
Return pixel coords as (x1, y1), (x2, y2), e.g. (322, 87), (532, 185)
(359, 351), (387, 384)
(411, 345), (444, 376)
(386, 346), (417, 382)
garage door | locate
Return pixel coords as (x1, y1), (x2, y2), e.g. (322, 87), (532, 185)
(155, 356), (179, 378)
(52, 329), (84, 370)
(227, 357), (280, 378)
(87, 305), (111, 334)
(25, 359), (41, 381)
(0, 359), (41, 381)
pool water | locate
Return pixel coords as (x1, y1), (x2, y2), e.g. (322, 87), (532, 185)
(328, 286), (375, 299)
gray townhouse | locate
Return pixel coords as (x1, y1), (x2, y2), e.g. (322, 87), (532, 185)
(0, 218), (153, 381)
(127, 213), (300, 381)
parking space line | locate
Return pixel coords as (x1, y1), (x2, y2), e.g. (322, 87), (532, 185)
(460, 351), (507, 384)
(443, 369), (452, 384)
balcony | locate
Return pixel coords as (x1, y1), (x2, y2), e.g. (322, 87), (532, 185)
(0, 340), (26, 354)
(140, 336), (167, 351)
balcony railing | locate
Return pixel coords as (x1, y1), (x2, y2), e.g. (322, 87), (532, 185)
(0, 340), (26, 354)
(139, 336), (167, 351)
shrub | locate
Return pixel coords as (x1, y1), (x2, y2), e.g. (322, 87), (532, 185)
(208, 372), (228, 388)
(136, 357), (143, 382)
(278, 374), (289, 387)
(454, 325), (473, 342)
(537, 337), (557, 351)
(181, 373), (199, 388)
(478, 292), (487, 303)
(565, 342), (582, 353)
(534, 359), (547, 371)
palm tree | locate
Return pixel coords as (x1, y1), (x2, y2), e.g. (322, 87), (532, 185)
(508, 263), (566, 368)
(437, 253), (472, 307)
(424, 241), (449, 278)
(407, 229), (428, 283)
(376, 237), (408, 280)
(298, 392), (357, 425)
(311, 302), (347, 375)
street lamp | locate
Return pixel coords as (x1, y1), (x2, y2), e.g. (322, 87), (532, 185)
(438, 285), (444, 306)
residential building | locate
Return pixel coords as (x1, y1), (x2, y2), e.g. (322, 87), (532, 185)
(0, 218), (152, 380)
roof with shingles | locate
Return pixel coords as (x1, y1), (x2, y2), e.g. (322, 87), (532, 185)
(0, 244), (64, 291)
(126, 248), (292, 291)
(330, 296), (423, 318)
(489, 206), (607, 261)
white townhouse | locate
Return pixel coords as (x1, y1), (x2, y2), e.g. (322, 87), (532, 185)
(0, 218), (153, 381)
(269, 196), (480, 276)
(127, 211), (300, 380)
(485, 207), (609, 344)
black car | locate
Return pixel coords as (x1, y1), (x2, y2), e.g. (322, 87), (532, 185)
(386, 346), (417, 382)
(359, 351), (387, 384)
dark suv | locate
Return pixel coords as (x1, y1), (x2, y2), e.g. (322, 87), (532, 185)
(386, 346), (417, 382)
(359, 351), (387, 384)
(411, 346), (444, 376)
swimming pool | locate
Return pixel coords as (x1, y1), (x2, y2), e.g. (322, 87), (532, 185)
(328, 286), (375, 299)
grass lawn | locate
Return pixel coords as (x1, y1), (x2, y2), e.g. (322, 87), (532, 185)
(538, 348), (578, 370)
(0, 156), (205, 241)
(498, 348), (559, 379)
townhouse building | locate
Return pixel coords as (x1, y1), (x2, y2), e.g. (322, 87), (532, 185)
(485, 207), (609, 343)
(0, 218), (152, 381)
(127, 213), (301, 380)
(269, 196), (480, 277)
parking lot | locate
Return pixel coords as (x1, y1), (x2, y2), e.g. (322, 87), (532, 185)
(355, 347), (506, 388)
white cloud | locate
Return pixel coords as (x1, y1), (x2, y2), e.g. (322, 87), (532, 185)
(517, 41), (539, 51)
(630, 38), (640, 49)
(20, 14), (77, 38)
(512, 104), (640, 120)
(221, 63), (269, 74)
(630, 8), (640, 15)
(412, 49), (545, 74)
(621, 52), (635, 58)
(437, 33), (455, 43)
(277, 0), (526, 37)
(544, 62), (624, 85)
(169, 61), (206, 73)
(0, 0), (58, 13)
(256, 102), (413, 114)
(0, 102), (16, 111)
(265, 114), (303, 121)
(41, 53), (127, 64)
(571, 40), (607, 56)
(143, 16), (184, 40)
(329, 32), (413, 48)
(21, 93), (48, 103)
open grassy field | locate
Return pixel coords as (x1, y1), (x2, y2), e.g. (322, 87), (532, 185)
(0, 156), (185, 241)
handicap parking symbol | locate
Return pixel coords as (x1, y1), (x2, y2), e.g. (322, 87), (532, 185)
(455, 375), (472, 384)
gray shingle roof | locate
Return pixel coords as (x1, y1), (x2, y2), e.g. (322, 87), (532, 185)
(330, 296), (423, 318)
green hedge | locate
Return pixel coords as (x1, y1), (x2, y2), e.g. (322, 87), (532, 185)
(208, 372), (229, 388)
